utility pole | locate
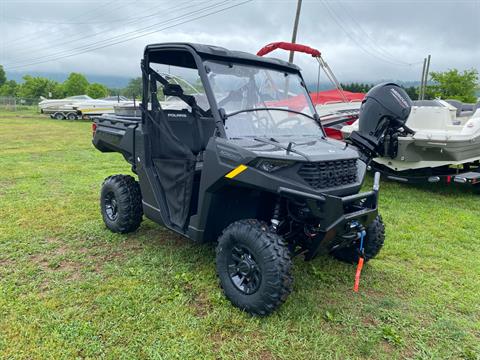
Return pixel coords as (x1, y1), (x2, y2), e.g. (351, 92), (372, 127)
(422, 54), (431, 100)
(289, 0), (303, 63)
(419, 57), (426, 100)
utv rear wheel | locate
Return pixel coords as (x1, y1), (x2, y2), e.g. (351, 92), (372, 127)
(100, 175), (143, 233)
(331, 215), (385, 264)
(216, 219), (293, 316)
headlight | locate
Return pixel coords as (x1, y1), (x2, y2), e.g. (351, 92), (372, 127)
(250, 158), (294, 173)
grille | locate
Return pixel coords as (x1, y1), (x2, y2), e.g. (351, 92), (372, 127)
(298, 159), (358, 189)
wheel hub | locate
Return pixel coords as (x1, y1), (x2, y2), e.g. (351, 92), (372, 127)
(104, 192), (118, 221)
(228, 246), (262, 295)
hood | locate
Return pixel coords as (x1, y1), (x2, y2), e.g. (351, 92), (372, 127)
(231, 136), (359, 162)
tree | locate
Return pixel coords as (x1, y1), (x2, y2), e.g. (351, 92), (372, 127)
(341, 82), (374, 93)
(0, 80), (19, 97)
(87, 83), (109, 98)
(0, 65), (6, 87)
(427, 68), (478, 103)
(52, 83), (65, 98)
(402, 86), (418, 100)
(122, 77), (142, 98)
(17, 75), (60, 99)
(63, 72), (89, 96)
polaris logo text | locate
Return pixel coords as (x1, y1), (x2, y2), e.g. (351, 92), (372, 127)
(167, 113), (187, 118)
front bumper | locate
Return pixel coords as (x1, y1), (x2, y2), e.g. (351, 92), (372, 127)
(278, 172), (381, 259)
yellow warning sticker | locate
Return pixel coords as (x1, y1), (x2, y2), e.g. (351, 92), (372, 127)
(225, 164), (248, 179)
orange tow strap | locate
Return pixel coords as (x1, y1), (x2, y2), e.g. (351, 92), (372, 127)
(353, 257), (364, 292)
(353, 229), (366, 293)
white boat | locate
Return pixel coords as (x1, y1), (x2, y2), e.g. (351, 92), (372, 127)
(73, 96), (132, 119)
(39, 95), (92, 119)
(342, 99), (480, 176)
(39, 95), (133, 120)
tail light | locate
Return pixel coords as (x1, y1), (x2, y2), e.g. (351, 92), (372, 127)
(92, 123), (97, 137)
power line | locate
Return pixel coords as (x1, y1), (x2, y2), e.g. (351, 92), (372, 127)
(7, 1), (156, 52)
(335, 1), (422, 66)
(8, 0), (195, 60)
(5, 0), (254, 71)
(3, 0), (119, 47)
(6, 0), (227, 66)
(322, 0), (412, 66)
(320, 0), (421, 67)
(5, 10), (191, 25)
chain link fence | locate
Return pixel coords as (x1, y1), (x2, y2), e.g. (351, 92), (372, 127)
(0, 97), (40, 112)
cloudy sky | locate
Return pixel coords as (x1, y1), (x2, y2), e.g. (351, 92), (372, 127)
(1, 0), (479, 83)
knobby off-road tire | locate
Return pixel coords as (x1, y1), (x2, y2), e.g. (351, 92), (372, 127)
(100, 175), (143, 233)
(331, 215), (385, 264)
(216, 219), (293, 316)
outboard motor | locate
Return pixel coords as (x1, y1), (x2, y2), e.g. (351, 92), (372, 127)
(348, 83), (413, 163)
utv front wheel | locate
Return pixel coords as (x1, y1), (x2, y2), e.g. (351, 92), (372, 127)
(100, 175), (143, 233)
(216, 219), (293, 316)
(331, 215), (385, 264)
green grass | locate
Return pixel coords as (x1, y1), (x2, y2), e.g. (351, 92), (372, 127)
(0, 113), (479, 359)
(0, 106), (40, 117)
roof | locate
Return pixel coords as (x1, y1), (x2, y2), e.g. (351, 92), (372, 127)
(144, 42), (300, 72)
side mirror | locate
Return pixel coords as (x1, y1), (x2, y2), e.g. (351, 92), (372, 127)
(163, 83), (184, 97)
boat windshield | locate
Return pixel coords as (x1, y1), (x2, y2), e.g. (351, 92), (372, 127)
(65, 95), (92, 100)
(204, 60), (323, 139)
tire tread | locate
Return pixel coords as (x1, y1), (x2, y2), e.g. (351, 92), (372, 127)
(101, 174), (143, 233)
(216, 219), (293, 316)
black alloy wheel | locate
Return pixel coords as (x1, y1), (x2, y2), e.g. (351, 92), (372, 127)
(228, 245), (262, 295)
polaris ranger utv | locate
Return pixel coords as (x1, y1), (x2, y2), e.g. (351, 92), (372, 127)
(92, 43), (412, 316)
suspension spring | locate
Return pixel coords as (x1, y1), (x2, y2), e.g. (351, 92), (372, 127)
(270, 198), (285, 231)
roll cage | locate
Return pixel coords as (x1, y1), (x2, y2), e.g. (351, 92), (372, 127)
(140, 42), (324, 139)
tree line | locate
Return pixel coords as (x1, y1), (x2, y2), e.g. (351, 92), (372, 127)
(0, 67), (110, 100)
(1, 65), (477, 103)
(341, 68), (478, 103)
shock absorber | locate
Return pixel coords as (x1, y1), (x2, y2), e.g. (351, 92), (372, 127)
(270, 198), (285, 231)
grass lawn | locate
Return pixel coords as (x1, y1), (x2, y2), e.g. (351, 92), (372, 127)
(0, 113), (479, 359)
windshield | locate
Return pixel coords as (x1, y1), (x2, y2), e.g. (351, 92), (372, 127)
(204, 60), (323, 139)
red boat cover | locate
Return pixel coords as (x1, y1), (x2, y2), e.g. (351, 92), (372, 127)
(257, 42), (321, 57)
(268, 89), (364, 111)
(311, 89), (364, 105)
(266, 89), (365, 140)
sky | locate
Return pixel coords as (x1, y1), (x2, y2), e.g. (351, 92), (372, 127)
(0, 0), (479, 84)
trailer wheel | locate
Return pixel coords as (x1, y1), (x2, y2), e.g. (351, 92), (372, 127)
(53, 112), (65, 120)
(216, 219), (293, 316)
(66, 112), (78, 120)
(100, 175), (143, 233)
(331, 215), (385, 264)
